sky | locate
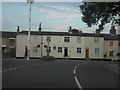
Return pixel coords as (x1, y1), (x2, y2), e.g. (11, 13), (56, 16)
(1, 1), (119, 33)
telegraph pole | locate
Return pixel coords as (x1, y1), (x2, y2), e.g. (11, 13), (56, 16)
(27, 0), (34, 60)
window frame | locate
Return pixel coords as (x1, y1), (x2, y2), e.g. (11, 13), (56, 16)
(58, 47), (62, 53)
(94, 37), (99, 43)
(77, 48), (81, 53)
(95, 48), (99, 56)
(64, 37), (70, 42)
(109, 51), (113, 56)
(110, 41), (113, 47)
(77, 36), (81, 43)
(46, 36), (51, 42)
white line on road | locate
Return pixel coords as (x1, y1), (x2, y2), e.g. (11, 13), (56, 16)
(9, 68), (15, 71)
(74, 69), (76, 74)
(75, 66), (77, 69)
(75, 64), (80, 69)
(3, 70), (8, 72)
(74, 76), (83, 90)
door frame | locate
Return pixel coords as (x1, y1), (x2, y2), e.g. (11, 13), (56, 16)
(64, 47), (68, 57)
(85, 48), (89, 59)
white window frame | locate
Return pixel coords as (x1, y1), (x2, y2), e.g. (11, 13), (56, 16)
(77, 48), (81, 53)
(64, 37), (70, 42)
(94, 37), (99, 43)
(46, 36), (51, 42)
(77, 36), (81, 43)
(110, 41), (113, 47)
(95, 48), (99, 56)
(58, 47), (62, 53)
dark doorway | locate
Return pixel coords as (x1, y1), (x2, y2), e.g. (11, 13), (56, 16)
(64, 47), (68, 57)
(85, 48), (89, 59)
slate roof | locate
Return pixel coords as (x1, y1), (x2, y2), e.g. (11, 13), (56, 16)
(103, 34), (119, 40)
(1, 31), (120, 40)
(18, 31), (104, 37)
(1, 31), (17, 38)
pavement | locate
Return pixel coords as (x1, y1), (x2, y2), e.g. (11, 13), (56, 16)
(105, 63), (120, 73)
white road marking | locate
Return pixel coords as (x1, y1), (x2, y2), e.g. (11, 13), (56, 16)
(74, 76), (83, 90)
(74, 64), (83, 90)
(75, 66), (77, 69)
(74, 69), (76, 74)
(75, 64), (80, 69)
(3, 70), (8, 72)
(9, 68), (15, 71)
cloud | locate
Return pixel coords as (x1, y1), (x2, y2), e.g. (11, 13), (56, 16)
(37, 4), (82, 20)
(40, 9), (80, 19)
(45, 5), (71, 12)
(43, 24), (69, 31)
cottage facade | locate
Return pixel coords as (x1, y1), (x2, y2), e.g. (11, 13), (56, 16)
(1, 31), (16, 57)
(16, 31), (104, 60)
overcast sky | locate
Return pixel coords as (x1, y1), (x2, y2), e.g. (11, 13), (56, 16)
(1, 1), (118, 33)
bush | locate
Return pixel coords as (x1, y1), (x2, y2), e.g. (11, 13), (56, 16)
(41, 56), (55, 61)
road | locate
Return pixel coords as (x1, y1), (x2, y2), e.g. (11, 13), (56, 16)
(2, 58), (119, 89)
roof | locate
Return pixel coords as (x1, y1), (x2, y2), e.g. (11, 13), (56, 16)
(1, 31), (120, 40)
(103, 34), (119, 40)
(1, 31), (17, 38)
(18, 31), (104, 37)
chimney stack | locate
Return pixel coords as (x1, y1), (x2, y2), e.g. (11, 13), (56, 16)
(79, 30), (82, 34)
(38, 23), (42, 33)
(95, 29), (100, 34)
(68, 26), (72, 34)
(110, 26), (116, 34)
(17, 26), (20, 34)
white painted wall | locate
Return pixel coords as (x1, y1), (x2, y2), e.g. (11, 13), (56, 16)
(16, 34), (104, 59)
(84, 37), (104, 59)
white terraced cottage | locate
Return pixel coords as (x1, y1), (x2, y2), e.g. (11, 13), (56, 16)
(16, 26), (105, 60)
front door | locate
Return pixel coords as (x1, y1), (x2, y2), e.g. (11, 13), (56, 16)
(85, 48), (89, 59)
(64, 47), (68, 57)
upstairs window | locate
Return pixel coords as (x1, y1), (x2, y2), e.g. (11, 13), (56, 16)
(64, 37), (70, 42)
(94, 37), (99, 43)
(9, 38), (15, 45)
(77, 36), (81, 43)
(95, 48), (99, 56)
(110, 41), (113, 47)
(46, 36), (51, 42)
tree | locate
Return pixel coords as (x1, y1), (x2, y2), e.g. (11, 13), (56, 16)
(79, 2), (120, 31)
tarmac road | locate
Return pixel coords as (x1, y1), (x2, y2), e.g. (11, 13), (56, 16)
(2, 58), (119, 89)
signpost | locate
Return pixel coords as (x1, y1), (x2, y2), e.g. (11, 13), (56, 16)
(27, 0), (34, 60)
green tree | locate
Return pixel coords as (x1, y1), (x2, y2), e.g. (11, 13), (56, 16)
(79, 2), (120, 31)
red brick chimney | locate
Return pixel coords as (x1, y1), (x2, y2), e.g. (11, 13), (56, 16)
(110, 26), (116, 34)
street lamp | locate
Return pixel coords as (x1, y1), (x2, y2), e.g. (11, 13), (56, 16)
(27, 0), (34, 60)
